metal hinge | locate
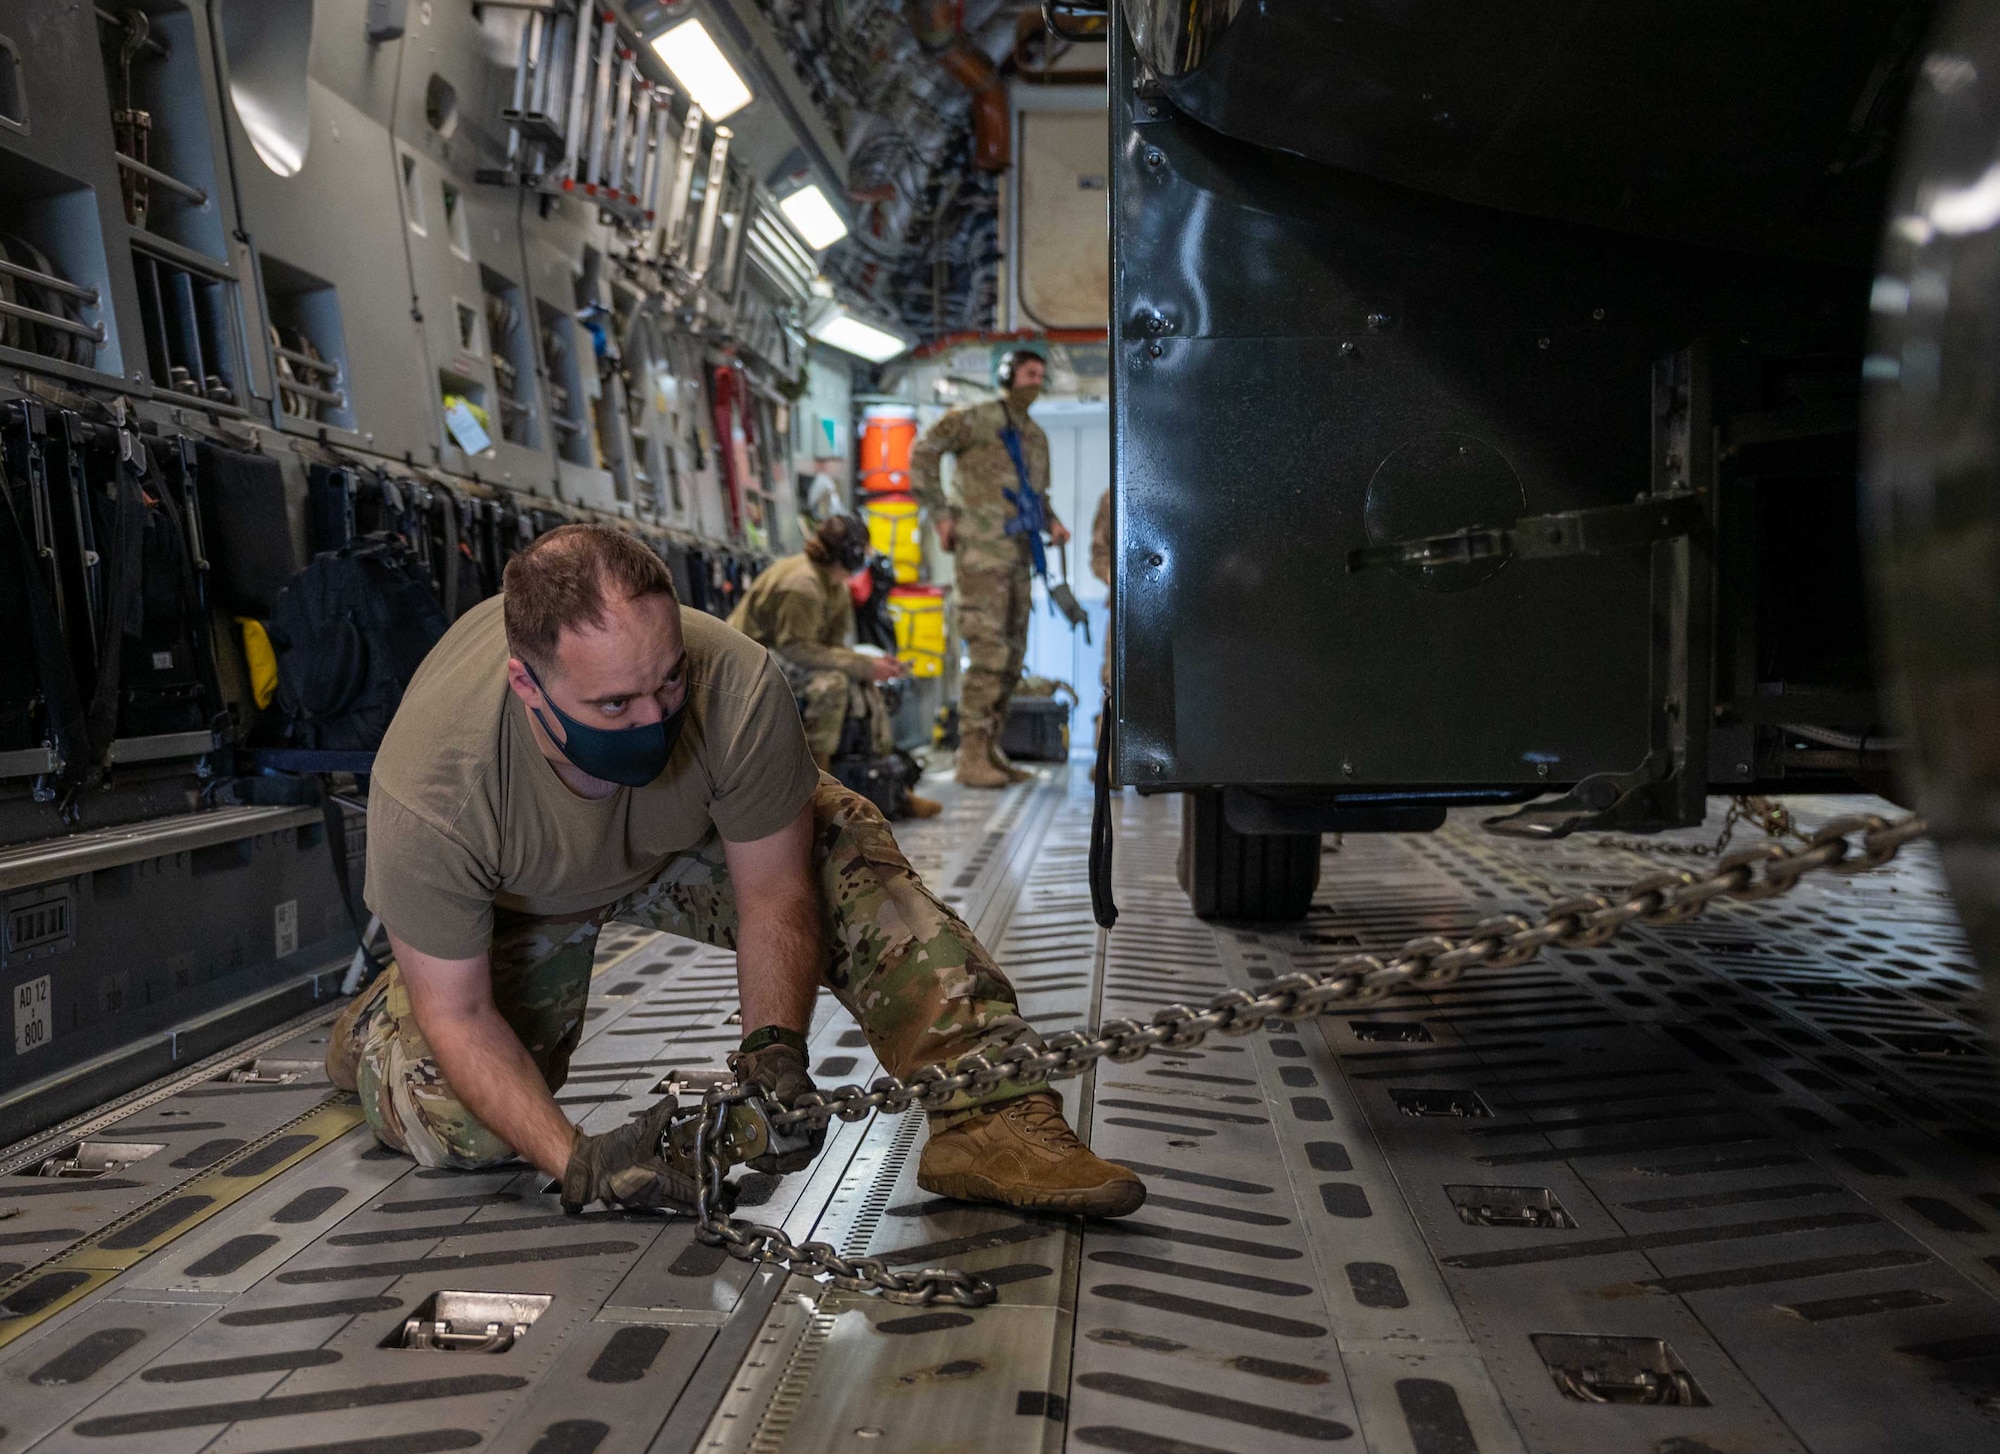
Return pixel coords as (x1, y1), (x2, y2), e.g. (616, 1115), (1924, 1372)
(1348, 493), (1706, 575)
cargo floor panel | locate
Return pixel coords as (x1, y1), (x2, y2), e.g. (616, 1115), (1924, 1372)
(1, 772), (1996, 1451)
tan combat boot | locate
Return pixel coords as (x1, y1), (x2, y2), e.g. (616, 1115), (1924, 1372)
(955, 725), (1011, 788)
(902, 791), (943, 818)
(988, 734), (1032, 784)
(917, 1091), (1146, 1217)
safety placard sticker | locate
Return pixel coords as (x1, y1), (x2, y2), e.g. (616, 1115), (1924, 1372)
(274, 900), (298, 959)
(14, 975), (50, 1055)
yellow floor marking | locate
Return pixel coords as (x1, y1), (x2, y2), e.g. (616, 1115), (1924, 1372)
(0, 1096), (364, 1352)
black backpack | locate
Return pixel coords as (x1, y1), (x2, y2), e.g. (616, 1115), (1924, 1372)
(267, 537), (451, 751)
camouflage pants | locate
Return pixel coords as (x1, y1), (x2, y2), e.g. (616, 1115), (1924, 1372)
(773, 654), (893, 761)
(331, 776), (1042, 1168)
(957, 561), (1032, 738)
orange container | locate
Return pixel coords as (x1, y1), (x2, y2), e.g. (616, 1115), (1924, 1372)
(860, 404), (917, 494)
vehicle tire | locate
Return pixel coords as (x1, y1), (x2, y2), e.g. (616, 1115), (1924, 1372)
(1178, 789), (1321, 922)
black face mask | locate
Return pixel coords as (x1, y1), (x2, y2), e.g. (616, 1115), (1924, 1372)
(523, 659), (683, 788)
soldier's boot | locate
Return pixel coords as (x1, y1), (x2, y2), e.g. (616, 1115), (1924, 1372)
(987, 735), (1032, 784)
(902, 792), (943, 818)
(955, 726), (1011, 788)
(917, 1091), (1146, 1218)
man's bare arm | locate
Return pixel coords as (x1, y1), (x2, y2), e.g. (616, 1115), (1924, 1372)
(390, 932), (579, 1177)
(723, 802), (823, 1035)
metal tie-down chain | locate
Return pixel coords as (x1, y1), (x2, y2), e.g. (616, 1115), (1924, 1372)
(683, 813), (1928, 1308)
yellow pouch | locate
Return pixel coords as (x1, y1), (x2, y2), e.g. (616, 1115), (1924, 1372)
(236, 617), (279, 710)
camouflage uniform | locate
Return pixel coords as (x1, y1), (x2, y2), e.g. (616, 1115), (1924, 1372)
(331, 776), (1043, 1167)
(909, 398), (1061, 740)
(1090, 490), (1113, 694)
(727, 552), (890, 760)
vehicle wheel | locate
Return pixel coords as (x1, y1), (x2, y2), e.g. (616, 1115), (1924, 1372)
(1178, 789), (1321, 922)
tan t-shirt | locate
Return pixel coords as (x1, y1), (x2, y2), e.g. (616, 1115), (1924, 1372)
(364, 595), (819, 959)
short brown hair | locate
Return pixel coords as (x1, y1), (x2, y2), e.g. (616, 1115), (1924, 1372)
(503, 524), (676, 673)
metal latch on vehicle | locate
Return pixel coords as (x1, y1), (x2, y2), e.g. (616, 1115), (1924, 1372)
(1347, 493), (1706, 574)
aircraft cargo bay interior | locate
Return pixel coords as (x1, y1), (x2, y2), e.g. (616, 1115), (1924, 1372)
(1, 3), (1998, 1453)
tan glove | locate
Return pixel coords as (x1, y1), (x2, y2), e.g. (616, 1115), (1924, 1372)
(560, 1096), (699, 1214)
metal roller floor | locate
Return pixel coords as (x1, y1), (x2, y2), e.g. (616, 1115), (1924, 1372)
(1, 771), (1997, 1454)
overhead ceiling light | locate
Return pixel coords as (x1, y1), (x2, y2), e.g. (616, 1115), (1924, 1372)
(777, 184), (849, 250)
(650, 18), (752, 121)
(807, 304), (910, 363)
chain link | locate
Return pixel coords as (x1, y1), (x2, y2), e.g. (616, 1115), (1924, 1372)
(1593, 794), (1810, 860)
(687, 812), (1927, 1307)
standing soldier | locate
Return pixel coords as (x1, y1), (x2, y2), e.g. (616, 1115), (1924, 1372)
(909, 348), (1071, 787)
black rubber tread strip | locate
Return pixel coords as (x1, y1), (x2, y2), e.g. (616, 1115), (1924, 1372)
(98, 1195), (217, 1250)
(1609, 1248), (1932, 1296)
(1088, 1325), (1334, 1385)
(1074, 1371), (1351, 1440)
(0, 1178), (143, 1199)
(667, 1237), (731, 1277)
(1899, 1332), (2000, 1363)
(815, 1056), (859, 1078)
(1306, 1143), (1353, 1172)
(169, 1138), (248, 1169)
(220, 1295), (404, 1325)
(1396, 1377), (1479, 1454)
(110, 1122), (227, 1134)
(878, 1311), (974, 1334)
(586, 1325), (671, 1383)
(143, 1347), (344, 1382)
(1635, 1152), (1808, 1177)
(882, 1197), (1022, 1220)
(1089, 1284), (1328, 1339)
(1319, 1184), (1372, 1219)
(1904, 1195), (1986, 1233)
(1469, 1106), (1734, 1137)
(185, 1234), (281, 1277)
(1350, 1059), (1562, 1082)
(1621, 1182), (1844, 1213)
(0, 1227), (85, 1246)
(1098, 1220), (1305, 1261)
(276, 1241), (641, 1284)
(1444, 1210), (1882, 1270)
(1478, 1065), (1689, 1090)
(326, 1213), (583, 1247)
(1112, 1162), (1273, 1195)
(70, 1374), (528, 1435)
(526, 1422), (611, 1454)
(221, 1134), (321, 1178)
(1102, 1118), (1214, 1138)
(1782, 1287), (1947, 1322)
(1291, 1098), (1334, 1122)
(0, 1271), (92, 1318)
(272, 1187), (349, 1224)
(1340, 1039), (1544, 1061)
(1072, 1426), (1237, 1454)
(1143, 1070), (1256, 1087)
(881, 1223), (1058, 1265)
(29, 1327), (145, 1385)
(1097, 1098), (1266, 1125)
(1501, 1085), (1720, 1112)
(1475, 1129), (1771, 1166)
(1140, 1194), (1288, 1227)
(1832, 1146), (1909, 1177)
(144, 1429), (477, 1453)
(1346, 1262), (1409, 1309)
(981, 1262), (1054, 1286)
(1086, 1250), (1312, 1298)
(374, 1192), (525, 1215)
